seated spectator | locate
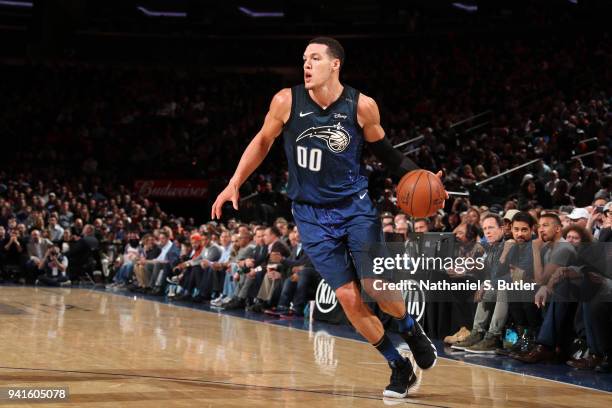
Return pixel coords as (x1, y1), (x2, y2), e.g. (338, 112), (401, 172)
(246, 226), (291, 312)
(130, 234), (161, 290)
(1, 228), (25, 281)
(107, 232), (141, 289)
(25, 229), (53, 283)
(497, 211), (540, 356)
(272, 226), (319, 317)
(47, 215), (64, 243)
(175, 232), (221, 302)
(452, 214), (510, 353)
(58, 202), (74, 229)
(514, 213), (577, 363)
(441, 223), (484, 345)
(35, 245), (70, 287)
(413, 218), (430, 233)
(568, 207), (590, 229)
(211, 232), (255, 307)
(209, 230), (233, 300)
(554, 226), (611, 372)
(142, 230), (180, 295)
(381, 212), (395, 234)
(223, 227), (269, 310)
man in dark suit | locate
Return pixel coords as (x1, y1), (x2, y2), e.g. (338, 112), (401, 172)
(223, 227), (267, 309)
(147, 231), (181, 295)
(271, 226), (320, 316)
(66, 224), (99, 282)
(247, 226), (292, 312)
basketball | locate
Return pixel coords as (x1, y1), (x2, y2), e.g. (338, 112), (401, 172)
(396, 170), (446, 217)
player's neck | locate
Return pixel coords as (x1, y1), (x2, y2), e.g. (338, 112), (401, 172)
(309, 80), (343, 109)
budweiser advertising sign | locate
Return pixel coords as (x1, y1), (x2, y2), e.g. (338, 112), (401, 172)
(135, 180), (208, 199)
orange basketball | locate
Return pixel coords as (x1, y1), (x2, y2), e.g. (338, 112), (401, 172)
(396, 170), (446, 217)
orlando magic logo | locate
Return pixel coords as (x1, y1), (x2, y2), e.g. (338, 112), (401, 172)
(296, 123), (351, 153)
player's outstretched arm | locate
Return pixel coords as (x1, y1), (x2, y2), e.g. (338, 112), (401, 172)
(211, 88), (291, 220)
(358, 94), (448, 199)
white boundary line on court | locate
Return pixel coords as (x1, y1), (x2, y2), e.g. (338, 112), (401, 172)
(86, 287), (612, 396)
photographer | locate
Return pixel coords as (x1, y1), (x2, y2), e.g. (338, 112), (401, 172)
(36, 246), (70, 287)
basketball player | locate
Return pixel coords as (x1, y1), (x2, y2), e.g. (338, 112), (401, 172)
(211, 37), (447, 398)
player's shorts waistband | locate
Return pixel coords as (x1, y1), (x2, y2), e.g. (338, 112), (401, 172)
(293, 191), (364, 209)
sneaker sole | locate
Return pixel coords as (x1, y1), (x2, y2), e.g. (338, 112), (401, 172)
(382, 372), (417, 399)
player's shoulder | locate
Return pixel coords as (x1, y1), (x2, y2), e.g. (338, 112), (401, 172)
(356, 92), (380, 122)
(271, 88), (292, 107)
(269, 88), (293, 121)
(357, 92), (379, 113)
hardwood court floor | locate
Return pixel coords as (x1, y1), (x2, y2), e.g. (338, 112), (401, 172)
(0, 286), (609, 408)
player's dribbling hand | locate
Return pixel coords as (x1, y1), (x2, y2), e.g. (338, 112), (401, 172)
(211, 182), (240, 219)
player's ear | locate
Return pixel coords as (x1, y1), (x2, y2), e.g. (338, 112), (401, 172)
(332, 58), (341, 72)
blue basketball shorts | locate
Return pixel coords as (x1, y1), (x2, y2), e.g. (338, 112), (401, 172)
(292, 190), (388, 291)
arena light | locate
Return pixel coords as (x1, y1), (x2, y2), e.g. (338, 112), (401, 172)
(452, 2), (478, 13)
(0, 0), (33, 7)
(137, 6), (187, 18)
(238, 6), (284, 18)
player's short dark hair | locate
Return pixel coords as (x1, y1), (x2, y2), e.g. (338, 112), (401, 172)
(309, 37), (345, 68)
(512, 211), (535, 228)
(539, 212), (562, 226)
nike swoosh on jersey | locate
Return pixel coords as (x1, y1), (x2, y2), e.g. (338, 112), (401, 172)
(359, 192), (368, 199)
(299, 111), (314, 117)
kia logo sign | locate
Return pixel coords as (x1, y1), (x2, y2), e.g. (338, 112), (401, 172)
(315, 279), (338, 314)
(402, 280), (425, 323)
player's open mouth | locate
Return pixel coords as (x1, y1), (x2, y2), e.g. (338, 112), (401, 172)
(304, 73), (312, 81)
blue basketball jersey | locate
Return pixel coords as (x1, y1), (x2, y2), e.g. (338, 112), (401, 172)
(282, 84), (369, 204)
